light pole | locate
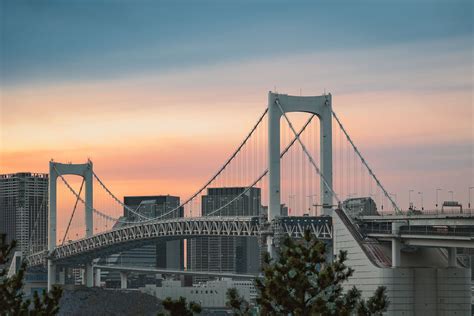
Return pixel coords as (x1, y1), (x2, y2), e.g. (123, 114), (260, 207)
(306, 194), (317, 215)
(436, 188), (442, 209)
(448, 190), (454, 201)
(409, 190), (414, 209)
(418, 192), (424, 210)
(469, 187), (474, 209)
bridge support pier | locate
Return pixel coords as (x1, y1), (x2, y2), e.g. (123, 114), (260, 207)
(266, 236), (276, 260)
(95, 268), (101, 287)
(120, 272), (128, 289)
(448, 248), (457, 267)
(47, 260), (56, 291)
(391, 222), (403, 267)
(85, 263), (94, 287)
(58, 267), (65, 285)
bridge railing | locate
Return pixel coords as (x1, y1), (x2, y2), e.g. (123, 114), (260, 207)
(370, 208), (474, 217)
(363, 225), (474, 237)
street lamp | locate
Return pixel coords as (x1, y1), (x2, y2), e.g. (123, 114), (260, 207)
(469, 187), (474, 209)
(448, 190), (454, 201)
(436, 188), (442, 209)
(306, 194), (317, 215)
(408, 190), (414, 209)
(418, 192), (424, 210)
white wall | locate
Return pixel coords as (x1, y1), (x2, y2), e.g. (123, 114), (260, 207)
(333, 211), (471, 315)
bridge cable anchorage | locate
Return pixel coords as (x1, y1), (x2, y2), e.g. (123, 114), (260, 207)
(61, 177), (85, 246)
(331, 109), (402, 214)
(205, 114), (316, 217)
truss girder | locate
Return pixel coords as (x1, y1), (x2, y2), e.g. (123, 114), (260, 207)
(26, 216), (333, 266)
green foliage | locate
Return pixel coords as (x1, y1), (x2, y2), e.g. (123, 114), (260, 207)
(0, 234), (63, 315)
(226, 288), (251, 316)
(252, 230), (389, 316)
(157, 296), (202, 316)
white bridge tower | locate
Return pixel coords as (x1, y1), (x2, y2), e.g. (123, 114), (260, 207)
(267, 92), (333, 256)
(48, 160), (94, 290)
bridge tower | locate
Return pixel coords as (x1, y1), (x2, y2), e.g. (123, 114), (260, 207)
(267, 92), (333, 254)
(48, 160), (94, 290)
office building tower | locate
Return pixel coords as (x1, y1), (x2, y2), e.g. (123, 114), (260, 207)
(101, 195), (184, 288)
(123, 195), (184, 270)
(0, 173), (48, 255)
(187, 187), (261, 282)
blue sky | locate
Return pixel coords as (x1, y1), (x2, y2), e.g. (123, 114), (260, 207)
(2, 0), (472, 86)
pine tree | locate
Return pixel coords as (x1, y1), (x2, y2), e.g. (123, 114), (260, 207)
(229, 230), (389, 315)
(0, 234), (63, 315)
(157, 296), (202, 316)
(226, 288), (251, 316)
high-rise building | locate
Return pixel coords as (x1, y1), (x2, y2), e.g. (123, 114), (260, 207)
(123, 195), (184, 270)
(187, 187), (261, 282)
(0, 173), (48, 255)
(101, 195), (184, 288)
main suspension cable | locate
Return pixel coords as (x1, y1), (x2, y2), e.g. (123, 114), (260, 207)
(331, 110), (401, 214)
(205, 114), (316, 217)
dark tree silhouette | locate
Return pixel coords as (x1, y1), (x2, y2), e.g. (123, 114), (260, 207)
(239, 230), (389, 315)
(226, 287), (251, 316)
(0, 234), (63, 315)
(157, 296), (202, 316)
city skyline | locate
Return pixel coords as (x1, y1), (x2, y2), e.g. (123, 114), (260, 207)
(1, 1), (473, 214)
(1, 2), (473, 314)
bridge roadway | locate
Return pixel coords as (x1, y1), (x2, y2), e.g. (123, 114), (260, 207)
(364, 226), (474, 248)
(358, 209), (474, 226)
(27, 215), (333, 267)
(357, 211), (474, 248)
(93, 264), (259, 279)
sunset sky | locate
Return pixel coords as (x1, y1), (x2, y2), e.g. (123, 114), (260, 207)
(1, 0), (473, 215)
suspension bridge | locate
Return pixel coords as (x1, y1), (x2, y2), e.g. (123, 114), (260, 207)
(23, 92), (473, 315)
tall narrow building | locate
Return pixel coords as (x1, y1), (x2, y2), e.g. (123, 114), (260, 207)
(0, 172), (49, 255)
(187, 187), (261, 282)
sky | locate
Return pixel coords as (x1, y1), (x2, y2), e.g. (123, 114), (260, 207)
(1, 0), (473, 218)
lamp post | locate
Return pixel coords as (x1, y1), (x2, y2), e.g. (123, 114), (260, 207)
(469, 187), (474, 209)
(418, 192), (424, 210)
(306, 194), (317, 215)
(409, 190), (414, 210)
(436, 188), (442, 209)
(448, 190), (454, 201)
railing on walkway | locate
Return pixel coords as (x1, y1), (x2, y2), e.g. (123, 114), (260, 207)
(363, 225), (474, 237)
(372, 208), (474, 217)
